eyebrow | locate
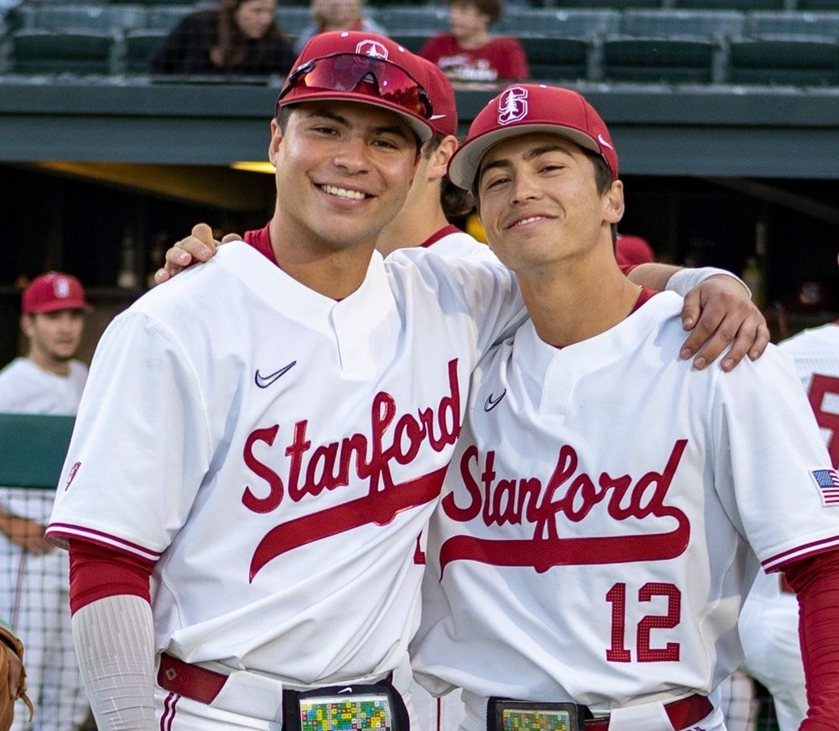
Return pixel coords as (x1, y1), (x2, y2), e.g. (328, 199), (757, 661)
(302, 108), (412, 141)
(479, 142), (574, 181)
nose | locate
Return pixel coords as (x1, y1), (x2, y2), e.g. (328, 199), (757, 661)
(331, 136), (370, 174)
(511, 170), (540, 204)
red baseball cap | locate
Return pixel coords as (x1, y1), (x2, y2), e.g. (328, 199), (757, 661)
(277, 31), (434, 142)
(616, 235), (655, 266)
(22, 272), (91, 314)
(448, 83), (619, 191)
(417, 57), (458, 137)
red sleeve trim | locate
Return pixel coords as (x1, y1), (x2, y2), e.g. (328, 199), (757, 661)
(68, 538), (155, 615)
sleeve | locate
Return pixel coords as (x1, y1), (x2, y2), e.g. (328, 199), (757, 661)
(710, 347), (839, 569)
(418, 35), (444, 63)
(46, 308), (213, 559)
(72, 595), (157, 730)
(503, 38), (530, 80)
(783, 550), (839, 729)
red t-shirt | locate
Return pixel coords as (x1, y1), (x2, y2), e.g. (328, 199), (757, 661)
(419, 34), (530, 83)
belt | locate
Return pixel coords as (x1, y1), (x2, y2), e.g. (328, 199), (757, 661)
(157, 653), (227, 704)
(585, 693), (713, 730)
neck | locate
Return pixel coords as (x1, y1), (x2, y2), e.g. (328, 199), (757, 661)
(377, 185), (450, 256)
(458, 29), (490, 49)
(518, 253), (644, 347)
(268, 217), (377, 300)
(28, 349), (71, 377)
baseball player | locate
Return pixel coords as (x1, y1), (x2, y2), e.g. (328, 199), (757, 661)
(738, 278), (839, 731)
(409, 83), (839, 731)
(0, 272), (91, 731)
(45, 32), (539, 731)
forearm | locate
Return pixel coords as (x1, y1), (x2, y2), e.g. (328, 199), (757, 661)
(72, 595), (157, 730)
(784, 549), (839, 729)
(628, 263), (750, 297)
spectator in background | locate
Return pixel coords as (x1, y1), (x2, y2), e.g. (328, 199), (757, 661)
(419, 0), (528, 85)
(293, 0), (385, 54)
(149, 0), (296, 77)
(0, 272), (91, 731)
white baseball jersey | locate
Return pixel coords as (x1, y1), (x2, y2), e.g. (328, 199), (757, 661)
(738, 321), (839, 731)
(46, 241), (522, 689)
(0, 358), (89, 731)
(411, 291), (839, 729)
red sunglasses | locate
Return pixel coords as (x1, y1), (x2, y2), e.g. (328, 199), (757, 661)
(277, 54), (432, 120)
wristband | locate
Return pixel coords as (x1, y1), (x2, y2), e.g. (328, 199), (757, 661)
(665, 267), (751, 299)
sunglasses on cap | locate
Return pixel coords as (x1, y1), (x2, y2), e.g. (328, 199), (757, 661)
(277, 53), (433, 120)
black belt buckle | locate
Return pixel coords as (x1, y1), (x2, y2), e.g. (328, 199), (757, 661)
(488, 697), (588, 731)
(285, 680), (408, 731)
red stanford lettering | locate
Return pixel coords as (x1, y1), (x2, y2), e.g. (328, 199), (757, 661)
(438, 439), (690, 575)
(242, 359), (461, 581)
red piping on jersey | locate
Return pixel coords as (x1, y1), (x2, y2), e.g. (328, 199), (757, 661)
(420, 225), (462, 249)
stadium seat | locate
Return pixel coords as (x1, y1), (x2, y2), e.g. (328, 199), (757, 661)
(33, 4), (147, 34)
(521, 35), (591, 82)
(0, 413), (74, 490)
(618, 9), (745, 39)
(601, 37), (717, 83)
(388, 32), (431, 54)
(276, 6), (314, 40)
(745, 11), (839, 40)
(144, 5), (194, 31)
(122, 28), (168, 73)
(671, 0), (784, 10)
(797, 0), (839, 9)
(10, 28), (116, 74)
(552, 0), (662, 8)
(373, 5), (449, 34)
(728, 38), (839, 86)
(494, 8), (619, 38)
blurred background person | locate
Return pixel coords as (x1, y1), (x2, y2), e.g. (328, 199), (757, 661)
(418, 0), (528, 85)
(0, 272), (91, 731)
(736, 255), (839, 731)
(615, 233), (656, 267)
(149, 0), (296, 77)
(293, 0), (385, 54)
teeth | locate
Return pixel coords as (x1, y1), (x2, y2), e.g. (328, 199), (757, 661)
(322, 184), (365, 200)
(514, 216), (542, 227)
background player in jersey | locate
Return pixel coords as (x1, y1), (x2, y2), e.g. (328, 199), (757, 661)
(738, 256), (839, 731)
(408, 83), (839, 731)
(0, 273), (90, 731)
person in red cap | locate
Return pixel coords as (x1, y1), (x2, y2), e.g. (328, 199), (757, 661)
(615, 234), (656, 267)
(0, 271), (91, 731)
(407, 83), (839, 731)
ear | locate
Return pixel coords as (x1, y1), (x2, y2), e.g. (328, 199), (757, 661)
(427, 135), (458, 182)
(20, 314), (34, 338)
(268, 118), (283, 168)
(603, 179), (625, 225)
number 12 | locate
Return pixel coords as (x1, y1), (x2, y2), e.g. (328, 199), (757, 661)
(605, 582), (681, 662)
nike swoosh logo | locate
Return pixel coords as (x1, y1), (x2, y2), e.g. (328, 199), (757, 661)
(597, 133), (614, 150)
(254, 361), (296, 389)
(484, 389), (506, 412)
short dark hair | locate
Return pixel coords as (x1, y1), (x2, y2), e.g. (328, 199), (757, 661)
(446, 0), (502, 26)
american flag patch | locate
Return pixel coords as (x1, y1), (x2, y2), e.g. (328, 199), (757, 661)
(811, 469), (839, 506)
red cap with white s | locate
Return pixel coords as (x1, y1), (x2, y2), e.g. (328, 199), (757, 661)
(448, 83), (619, 191)
(277, 31), (434, 142)
(22, 272), (91, 314)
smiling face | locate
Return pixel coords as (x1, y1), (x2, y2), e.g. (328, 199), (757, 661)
(269, 101), (420, 256)
(476, 132), (623, 274)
